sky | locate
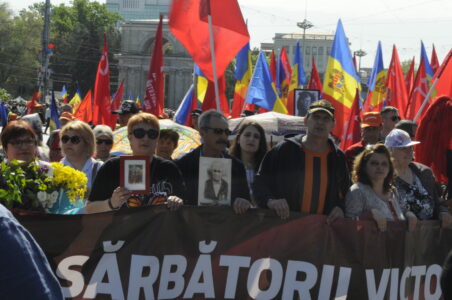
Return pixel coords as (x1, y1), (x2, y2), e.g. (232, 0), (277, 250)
(5, 0), (452, 69)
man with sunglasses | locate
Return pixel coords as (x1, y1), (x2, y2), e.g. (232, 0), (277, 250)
(175, 110), (251, 214)
(380, 106), (401, 140)
(254, 100), (351, 221)
(112, 100), (140, 128)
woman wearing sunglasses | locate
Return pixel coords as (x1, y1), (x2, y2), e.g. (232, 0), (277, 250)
(86, 113), (185, 213)
(93, 125), (114, 162)
(60, 121), (103, 198)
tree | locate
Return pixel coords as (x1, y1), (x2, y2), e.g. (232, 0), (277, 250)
(0, 88), (11, 102)
(401, 59), (415, 76)
(0, 3), (42, 97)
(50, 0), (122, 96)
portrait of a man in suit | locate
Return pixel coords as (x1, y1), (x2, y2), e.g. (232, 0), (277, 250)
(204, 160), (229, 204)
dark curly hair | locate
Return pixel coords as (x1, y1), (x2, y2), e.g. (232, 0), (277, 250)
(352, 143), (394, 194)
(229, 122), (268, 171)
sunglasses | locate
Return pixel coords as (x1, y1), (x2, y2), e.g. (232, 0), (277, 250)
(9, 139), (36, 148)
(204, 127), (232, 136)
(132, 128), (159, 139)
(96, 138), (113, 145)
(391, 116), (401, 122)
(62, 135), (81, 144)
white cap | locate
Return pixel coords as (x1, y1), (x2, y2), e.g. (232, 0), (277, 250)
(385, 129), (420, 148)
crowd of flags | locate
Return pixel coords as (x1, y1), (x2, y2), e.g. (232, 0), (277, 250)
(11, 0), (452, 150)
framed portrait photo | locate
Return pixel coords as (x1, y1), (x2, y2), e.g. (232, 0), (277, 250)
(198, 157), (232, 206)
(120, 156), (150, 194)
(294, 89), (320, 117)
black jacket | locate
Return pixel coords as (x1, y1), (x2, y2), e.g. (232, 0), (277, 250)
(175, 146), (250, 205)
(254, 135), (351, 214)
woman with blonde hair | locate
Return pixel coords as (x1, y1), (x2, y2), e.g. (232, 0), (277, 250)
(60, 120), (103, 196)
(345, 143), (417, 232)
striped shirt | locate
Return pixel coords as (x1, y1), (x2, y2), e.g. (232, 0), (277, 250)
(301, 146), (330, 214)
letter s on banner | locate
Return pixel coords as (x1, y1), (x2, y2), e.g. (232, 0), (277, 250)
(56, 255), (89, 298)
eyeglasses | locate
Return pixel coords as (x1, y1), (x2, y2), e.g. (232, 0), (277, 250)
(61, 135), (81, 144)
(9, 139), (36, 148)
(132, 128), (159, 139)
(203, 127), (232, 136)
(391, 116), (401, 122)
(96, 139), (113, 145)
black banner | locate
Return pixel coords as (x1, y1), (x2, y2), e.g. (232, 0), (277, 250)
(18, 207), (452, 300)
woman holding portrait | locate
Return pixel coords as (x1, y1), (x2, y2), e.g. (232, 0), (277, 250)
(86, 112), (185, 213)
(345, 143), (417, 232)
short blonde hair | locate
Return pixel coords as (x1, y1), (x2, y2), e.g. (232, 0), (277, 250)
(60, 120), (96, 158)
(127, 112), (160, 134)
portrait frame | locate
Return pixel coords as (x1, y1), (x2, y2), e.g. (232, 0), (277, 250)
(294, 89), (320, 117)
(198, 157), (232, 206)
(120, 155), (150, 194)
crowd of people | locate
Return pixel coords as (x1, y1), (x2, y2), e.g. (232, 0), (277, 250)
(1, 96), (452, 298)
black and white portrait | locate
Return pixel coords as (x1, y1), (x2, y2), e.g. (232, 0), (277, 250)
(294, 89), (320, 117)
(198, 157), (232, 206)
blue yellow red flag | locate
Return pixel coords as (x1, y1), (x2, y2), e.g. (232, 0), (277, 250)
(289, 42), (307, 89)
(245, 52), (287, 114)
(365, 41), (386, 110)
(322, 19), (361, 138)
(232, 43), (253, 117)
(69, 88), (82, 111)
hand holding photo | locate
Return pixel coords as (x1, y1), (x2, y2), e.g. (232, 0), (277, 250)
(120, 156), (150, 194)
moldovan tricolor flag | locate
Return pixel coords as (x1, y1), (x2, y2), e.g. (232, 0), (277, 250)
(93, 33), (111, 125)
(322, 19), (361, 139)
(287, 42), (307, 115)
(231, 43), (253, 118)
(365, 41), (386, 112)
(169, 0), (250, 82)
(245, 52), (287, 114)
(385, 45), (408, 118)
(143, 15), (164, 117)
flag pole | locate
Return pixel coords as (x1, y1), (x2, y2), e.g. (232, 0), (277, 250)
(206, 0), (221, 112)
(413, 77), (438, 122)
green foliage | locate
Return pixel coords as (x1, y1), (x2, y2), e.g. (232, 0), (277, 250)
(0, 88), (11, 102)
(401, 59), (415, 75)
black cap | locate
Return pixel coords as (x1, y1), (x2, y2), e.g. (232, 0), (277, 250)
(112, 100), (140, 115)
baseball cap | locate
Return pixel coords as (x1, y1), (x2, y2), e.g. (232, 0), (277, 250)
(59, 112), (75, 121)
(361, 112), (382, 128)
(385, 128), (420, 148)
(308, 100), (335, 118)
(112, 100), (140, 115)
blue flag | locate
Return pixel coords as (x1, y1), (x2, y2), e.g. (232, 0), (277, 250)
(174, 85), (195, 125)
(0, 103), (7, 127)
(50, 89), (61, 129)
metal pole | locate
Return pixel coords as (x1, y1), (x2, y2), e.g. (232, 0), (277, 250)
(40, 0), (51, 104)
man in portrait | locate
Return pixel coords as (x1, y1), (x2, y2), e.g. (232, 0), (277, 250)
(204, 160), (229, 204)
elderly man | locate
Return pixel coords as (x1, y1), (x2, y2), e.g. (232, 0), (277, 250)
(344, 111), (382, 170)
(380, 106), (401, 140)
(112, 100), (140, 128)
(204, 160), (229, 203)
(254, 100), (351, 221)
(175, 109), (251, 214)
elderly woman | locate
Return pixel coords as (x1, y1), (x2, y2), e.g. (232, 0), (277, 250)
(385, 129), (452, 227)
(229, 122), (268, 204)
(345, 143), (417, 232)
(60, 120), (103, 195)
(93, 125), (114, 161)
(86, 112), (185, 213)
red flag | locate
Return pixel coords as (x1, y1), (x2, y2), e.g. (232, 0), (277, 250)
(169, 0), (249, 82)
(431, 49), (452, 99)
(269, 50), (276, 83)
(201, 76), (230, 116)
(108, 80), (124, 129)
(143, 15), (164, 117)
(430, 44), (439, 76)
(385, 45), (408, 118)
(26, 91), (39, 114)
(340, 89), (361, 150)
(406, 59), (429, 120)
(74, 90), (93, 123)
(404, 57), (415, 96)
(308, 56), (323, 95)
(93, 33), (111, 125)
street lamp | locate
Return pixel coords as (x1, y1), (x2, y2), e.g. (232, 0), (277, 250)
(297, 19), (313, 55)
(353, 49), (367, 74)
